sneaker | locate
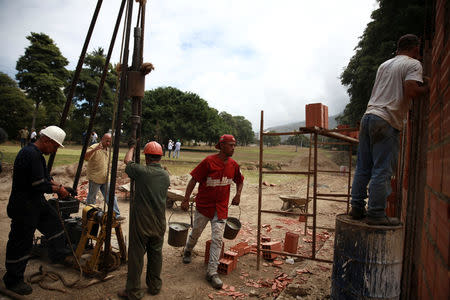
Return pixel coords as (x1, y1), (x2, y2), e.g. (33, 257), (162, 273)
(206, 273), (223, 290)
(5, 281), (33, 295)
(367, 216), (401, 226)
(349, 206), (366, 220)
(116, 215), (126, 221)
(182, 250), (191, 264)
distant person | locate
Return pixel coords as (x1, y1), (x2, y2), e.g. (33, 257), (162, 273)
(19, 127), (29, 148)
(119, 141), (170, 298)
(173, 139), (181, 158)
(39, 126), (47, 137)
(167, 139), (173, 158)
(350, 34), (429, 226)
(29, 129), (37, 143)
(3, 126), (73, 295)
(181, 134), (244, 289)
(84, 133), (124, 220)
(91, 131), (98, 145)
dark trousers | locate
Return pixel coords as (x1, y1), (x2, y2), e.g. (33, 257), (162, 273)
(3, 202), (65, 286)
(126, 228), (163, 300)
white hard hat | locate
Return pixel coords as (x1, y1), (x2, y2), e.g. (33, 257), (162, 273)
(40, 125), (66, 147)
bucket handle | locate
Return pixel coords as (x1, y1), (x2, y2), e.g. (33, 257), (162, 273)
(228, 203), (241, 220)
(168, 209), (192, 227)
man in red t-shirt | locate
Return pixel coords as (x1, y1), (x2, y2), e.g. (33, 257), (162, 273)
(181, 134), (244, 289)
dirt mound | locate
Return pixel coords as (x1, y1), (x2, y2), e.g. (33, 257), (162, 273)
(285, 152), (339, 171)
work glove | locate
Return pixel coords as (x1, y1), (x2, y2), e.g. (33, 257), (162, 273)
(64, 186), (77, 197)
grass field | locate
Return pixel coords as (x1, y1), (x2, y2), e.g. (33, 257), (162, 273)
(0, 143), (336, 185)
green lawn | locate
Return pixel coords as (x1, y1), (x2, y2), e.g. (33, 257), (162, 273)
(0, 144), (333, 185)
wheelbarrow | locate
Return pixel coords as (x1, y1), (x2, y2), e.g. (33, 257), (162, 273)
(279, 195), (309, 213)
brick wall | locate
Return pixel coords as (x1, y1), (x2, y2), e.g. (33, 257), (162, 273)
(415, 0), (449, 298)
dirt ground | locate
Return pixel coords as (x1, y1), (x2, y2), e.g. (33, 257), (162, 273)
(0, 152), (350, 300)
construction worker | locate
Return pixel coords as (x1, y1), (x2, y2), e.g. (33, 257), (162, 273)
(84, 133), (124, 220)
(350, 34), (429, 225)
(119, 141), (170, 299)
(181, 134), (244, 289)
(3, 125), (73, 295)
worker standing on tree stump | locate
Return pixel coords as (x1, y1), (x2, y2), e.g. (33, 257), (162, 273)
(181, 134), (244, 290)
(349, 34), (429, 225)
(118, 140), (170, 299)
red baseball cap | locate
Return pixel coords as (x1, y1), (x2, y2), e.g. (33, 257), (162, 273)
(215, 134), (236, 149)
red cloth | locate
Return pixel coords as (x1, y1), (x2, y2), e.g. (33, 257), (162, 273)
(191, 154), (244, 219)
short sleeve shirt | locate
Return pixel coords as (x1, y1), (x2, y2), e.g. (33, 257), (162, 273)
(365, 55), (423, 130)
(191, 154), (244, 220)
(85, 143), (108, 184)
(125, 162), (170, 238)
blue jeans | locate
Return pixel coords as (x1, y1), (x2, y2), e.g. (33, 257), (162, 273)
(351, 114), (399, 218)
(86, 181), (121, 216)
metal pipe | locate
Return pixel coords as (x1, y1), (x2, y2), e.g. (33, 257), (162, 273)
(103, 0), (134, 267)
(260, 209), (314, 217)
(259, 249), (332, 264)
(305, 133), (312, 235)
(312, 132), (318, 259)
(316, 193), (350, 197)
(256, 110), (264, 271)
(347, 144), (353, 213)
(47, 0), (103, 172)
(72, 0), (127, 190)
(261, 171), (312, 175)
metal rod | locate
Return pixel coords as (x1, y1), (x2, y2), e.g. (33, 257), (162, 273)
(347, 144), (353, 213)
(72, 0), (127, 191)
(312, 132), (318, 259)
(260, 209), (314, 217)
(261, 170), (312, 175)
(312, 198), (348, 203)
(316, 170), (349, 174)
(316, 193), (349, 197)
(258, 249), (332, 264)
(47, 0), (103, 172)
(103, 0), (134, 267)
(256, 110), (264, 271)
(305, 133), (312, 236)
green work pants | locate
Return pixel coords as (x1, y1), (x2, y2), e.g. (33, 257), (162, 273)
(126, 228), (163, 299)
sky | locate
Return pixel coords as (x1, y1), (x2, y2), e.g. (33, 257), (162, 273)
(0, 0), (378, 130)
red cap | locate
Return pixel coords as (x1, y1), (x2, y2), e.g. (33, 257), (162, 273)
(215, 134), (236, 149)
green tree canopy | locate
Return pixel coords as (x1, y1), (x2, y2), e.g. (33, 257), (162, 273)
(338, 0), (426, 126)
(0, 72), (34, 139)
(16, 32), (69, 129)
(263, 131), (281, 147)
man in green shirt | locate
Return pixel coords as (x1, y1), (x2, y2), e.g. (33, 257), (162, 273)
(118, 141), (170, 300)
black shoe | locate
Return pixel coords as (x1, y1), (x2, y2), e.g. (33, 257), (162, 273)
(148, 288), (160, 295)
(349, 207), (366, 220)
(5, 281), (33, 295)
(182, 250), (191, 264)
(206, 273), (223, 289)
(367, 216), (401, 226)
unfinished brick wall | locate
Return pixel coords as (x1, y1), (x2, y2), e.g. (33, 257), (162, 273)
(413, 0), (449, 298)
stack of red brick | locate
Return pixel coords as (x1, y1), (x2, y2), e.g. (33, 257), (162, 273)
(305, 103), (329, 129)
(337, 124), (359, 139)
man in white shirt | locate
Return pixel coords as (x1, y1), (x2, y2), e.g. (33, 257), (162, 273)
(173, 140), (181, 158)
(349, 34), (429, 226)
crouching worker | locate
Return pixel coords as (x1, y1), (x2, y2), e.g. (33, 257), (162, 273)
(181, 134), (244, 289)
(3, 126), (74, 295)
(118, 141), (170, 299)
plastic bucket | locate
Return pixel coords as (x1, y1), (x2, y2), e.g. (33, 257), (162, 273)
(223, 205), (241, 240)
(167, 211), (190, 247)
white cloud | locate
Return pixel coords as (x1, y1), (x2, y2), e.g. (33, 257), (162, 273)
(0, 0), (378, 130)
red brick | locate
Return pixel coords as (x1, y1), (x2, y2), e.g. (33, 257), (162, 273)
(283, 232), (299, 254)
(230, 242), (249, 257)
(305, 103), (328, 128)
(218, 258), (234, 275)
(262, 241), (283, 260)
(223, 250), (238, 270)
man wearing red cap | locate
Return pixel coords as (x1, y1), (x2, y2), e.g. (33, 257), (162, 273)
(181, 134), (244, 289)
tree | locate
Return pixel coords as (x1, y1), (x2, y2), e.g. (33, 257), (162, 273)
(16, 32), (69, 129)
(0, 72), (34, 139)
(338, 0), (426, 126)
(263, 131), (281, 147)
(286, 133), (309, 151)
(232, 116), (254, 146)
(69, 48), (119, 141)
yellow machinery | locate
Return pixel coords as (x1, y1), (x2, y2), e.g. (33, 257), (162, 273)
(70, 205), (127, 276)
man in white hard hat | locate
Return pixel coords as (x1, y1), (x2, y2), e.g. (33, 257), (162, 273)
(4, 125), (73, 295)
